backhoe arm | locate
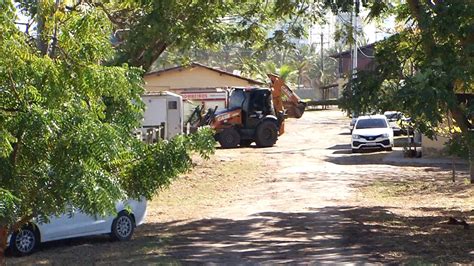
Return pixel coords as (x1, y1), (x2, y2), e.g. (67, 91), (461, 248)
(268, 74), (306, 119)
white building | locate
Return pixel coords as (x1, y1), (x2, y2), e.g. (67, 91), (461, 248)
(306, 9), (393, 51)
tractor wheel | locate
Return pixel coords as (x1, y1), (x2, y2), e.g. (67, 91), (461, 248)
(218, 128), (240, 148)
(239, 140), (253, 147)
(255, 121), (278, 147)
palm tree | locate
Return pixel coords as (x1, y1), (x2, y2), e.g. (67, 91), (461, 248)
(252, 61), (298, 84)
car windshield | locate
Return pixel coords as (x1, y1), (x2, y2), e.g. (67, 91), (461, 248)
(356, 118), (387, 129)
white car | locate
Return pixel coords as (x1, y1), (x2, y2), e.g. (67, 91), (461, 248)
(383, 111), (403, 136)
(351, 115), (394, 152)
(8, 199), (147, 256)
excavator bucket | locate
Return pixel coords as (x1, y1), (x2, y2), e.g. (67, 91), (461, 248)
(284, 101), (306, 119)
(268, 73), (306, 119)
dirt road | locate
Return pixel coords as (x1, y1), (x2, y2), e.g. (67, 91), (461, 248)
(9, 109), (473, 264)
(155, 109), (382, 264)
(148, 109), (423, 264)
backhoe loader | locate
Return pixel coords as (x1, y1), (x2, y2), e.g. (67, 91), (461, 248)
(188, 74), (306, 148)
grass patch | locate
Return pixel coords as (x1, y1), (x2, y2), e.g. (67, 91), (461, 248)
(150, 152), (264, 221)
(366, 180), (440, 198)
(360, 174), (474, 211)
(354, 172), (474, 263)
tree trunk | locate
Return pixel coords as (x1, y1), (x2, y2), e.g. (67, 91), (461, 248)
(450, 107), (474, 183)
(463, 140), (474, 183)
(36, 4), (48, 56)
(469, 145), (474, 184)
(0, 226), (8, 266)
(129, 41), (167, 71)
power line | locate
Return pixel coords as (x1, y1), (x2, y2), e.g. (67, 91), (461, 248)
(357, 46), (375, 58)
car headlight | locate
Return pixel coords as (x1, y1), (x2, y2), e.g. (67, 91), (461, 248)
(382, 133), (389, 138)
(352, 134), (361, 139)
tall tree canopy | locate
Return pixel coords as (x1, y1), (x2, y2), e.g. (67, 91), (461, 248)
(86, 0), (323, 70)
(339, 0), (474, 181)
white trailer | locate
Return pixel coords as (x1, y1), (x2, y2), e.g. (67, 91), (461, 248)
(140, 91), (183, 142)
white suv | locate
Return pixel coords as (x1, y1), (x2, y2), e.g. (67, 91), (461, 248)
(351, 115), (394, 152)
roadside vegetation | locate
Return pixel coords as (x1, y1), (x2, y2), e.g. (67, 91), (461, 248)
(339, 1), (474, 182)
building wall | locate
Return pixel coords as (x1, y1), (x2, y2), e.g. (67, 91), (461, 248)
(335, 77), (348, 99)
(144, 66), (259, 91)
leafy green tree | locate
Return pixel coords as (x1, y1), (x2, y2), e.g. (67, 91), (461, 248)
(339, 1), (474, 182)
(89, 0), (319, 71)
(0, 2), (215, 262)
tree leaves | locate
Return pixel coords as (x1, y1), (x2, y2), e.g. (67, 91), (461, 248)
(339, 1), (474, 165)
(0, 189), (18, 226)
(0, 1), (215, 233)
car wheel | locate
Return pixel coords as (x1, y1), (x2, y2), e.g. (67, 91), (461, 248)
(111, 211), (135, 241)
(255, 121), (278, 147)
(217, 128), (240, 148)
(10, 225), (39, 256)
(385, 147), (393, 151)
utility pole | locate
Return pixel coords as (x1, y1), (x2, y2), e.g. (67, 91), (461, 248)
(317, 29), (329, 108)
(352, 3), (358, 75)
(352, 0), (360, 76)
(320, 32), (324, 74)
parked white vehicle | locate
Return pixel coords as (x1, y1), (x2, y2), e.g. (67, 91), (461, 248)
(351, 115), (394, 152)
(8, 199), (147, 256)
(383, 111), (403, 136)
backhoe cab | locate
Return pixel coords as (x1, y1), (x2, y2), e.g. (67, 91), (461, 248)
(188, 74), (306, 148)
(212, 87), (281, 148)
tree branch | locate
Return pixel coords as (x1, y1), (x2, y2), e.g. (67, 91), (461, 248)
(49, 0), (60, 58)
(7, 72), (22, 104)
(10, 130), (24, 167)
(0, 107), (21, 113)
(132, 41), (168, 70)
(36, 3), (49, 56)
(12, 214), (35, 232)
(450, 105), (472, 133)
(90, 2), (129, 27)
(406, 0), (435, 56)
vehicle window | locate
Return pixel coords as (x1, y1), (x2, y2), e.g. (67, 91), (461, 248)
(356, 118), (387, 129)
(228, 90), (245, 109)
(168, 101), (177, 110)
(384, 113), (400, 121)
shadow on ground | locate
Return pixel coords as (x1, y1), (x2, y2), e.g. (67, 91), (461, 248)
(327, 144), (391, 154)
(9, 207), (474, 265)
(325, 143), (468, 171)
